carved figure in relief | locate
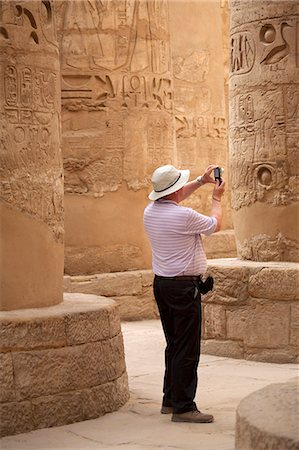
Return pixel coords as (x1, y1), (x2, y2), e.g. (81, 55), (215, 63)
(59, 0), (169, 74)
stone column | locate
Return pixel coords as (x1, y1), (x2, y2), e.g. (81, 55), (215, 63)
(229, 0), (299, 261)
(0, 0), (64, 309)
(55, 0), (175, 275)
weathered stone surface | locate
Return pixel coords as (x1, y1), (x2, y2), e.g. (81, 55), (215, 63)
(245, 348), (298, 364)
(202, 230), (237, 259)
(203, 304), (226, 339)
(229, 0), (299, 262)
(0, 353), (15, 403)
(0, 317), (66, 352)
(31, 372), (129, 430)
(169, 0), (231, 230)
(65, 305), (120, 345)
(140, 270), (154, 287)
(13, 333), (126, 401)
(204, 264), (250, 305)
(201, 340), (244, 359)
(0, 0), (64, 310)
(0, 294), (129, 436)
(245, 301), (290, 349)
(235, 381), (299, 450)
(0, 401), (33, 438)
(249, 267), (299, 301)
(68, 272), (143, 297)
(63, 265), (298, 363)
(112, 294), (159, 321)
(290, 304), (299, 348)
(0, 294), (118, 351)
(226, 307), (249, 341)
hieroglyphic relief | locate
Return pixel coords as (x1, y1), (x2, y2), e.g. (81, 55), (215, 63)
(0, 1), (63, 241)
(56, 0), (174, 195)
(230, 5), (299, 211)
(173, 48), (227, 167)
(229, 1), (299, 261)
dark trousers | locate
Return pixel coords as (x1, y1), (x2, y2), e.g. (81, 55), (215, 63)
(153, 276), (202, 414)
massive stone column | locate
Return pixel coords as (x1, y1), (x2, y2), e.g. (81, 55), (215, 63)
(229, 0), (299, 261)
(55, 0), (175, 275)
(0, 0), (64, 309)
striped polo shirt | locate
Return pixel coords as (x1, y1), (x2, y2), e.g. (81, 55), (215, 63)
(143, 200), (217, 277)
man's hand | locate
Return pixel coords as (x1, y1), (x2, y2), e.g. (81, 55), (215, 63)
(213, 179), (226, 201)
(201, 165), (219, 185)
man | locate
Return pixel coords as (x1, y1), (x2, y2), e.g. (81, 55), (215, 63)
(143, 164), (225, 423)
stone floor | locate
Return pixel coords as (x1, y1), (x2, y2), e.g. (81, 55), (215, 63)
(1, 320), (297, 450)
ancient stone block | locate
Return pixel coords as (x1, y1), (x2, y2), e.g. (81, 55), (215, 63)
(245, 348), (298, 364)
(65, 242), (146, 276)
(65, 306), (120, 345)
(13, 334), (126, 400)
(204, 264), (250, 305)
(202, 230), (237, 259)
(112, 295), (159, 321)
(249, 267), (299, 301)
(290, 304), (299, 348)
(0, 353), (15, 403)
(0, 316), (66, 352)
(140, 270), (154, 287)
(226, 307), (249, 341)
(201, 340), (244, 359)
(31, 372), (129, 430)
(0, 401), (33, 438)
(245, 301), (290, 348)
(66, 271), (143, 297)
(203, 304), (226, 339)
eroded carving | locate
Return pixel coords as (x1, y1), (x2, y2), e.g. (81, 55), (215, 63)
(229, 1), (299, 262)
(231, 31), (255, 74)
(57, 0), (174, 195)
(238, 233), (299, 263)
(0, 1), (63, 241)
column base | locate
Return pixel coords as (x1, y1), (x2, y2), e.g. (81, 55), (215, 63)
(235, 381), (299, 450)
(0, 293), (129, 437)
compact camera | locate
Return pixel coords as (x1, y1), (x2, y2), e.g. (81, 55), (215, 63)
(214, 167), (224, 184)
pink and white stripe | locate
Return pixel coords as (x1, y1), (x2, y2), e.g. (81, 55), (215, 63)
(143, 200), (217, 277)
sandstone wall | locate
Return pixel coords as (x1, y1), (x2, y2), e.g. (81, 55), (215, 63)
(64, 265), (299, 363)
(56, 0), (176, 275)
(0, 0), (64, 309)
(55, 0), (232, 276)
(169, 0), (232, 228)
(229, 0), (299, 261)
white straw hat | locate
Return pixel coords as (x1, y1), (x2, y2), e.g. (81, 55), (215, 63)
(149, 165), (190, 201)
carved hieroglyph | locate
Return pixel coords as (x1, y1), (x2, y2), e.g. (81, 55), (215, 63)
(169, 0), (231, 226)
(55, 0), (175, 274)
(0, 1), (64, 309)
(56, 0), (175, 196)
(229, 0), (299, 261)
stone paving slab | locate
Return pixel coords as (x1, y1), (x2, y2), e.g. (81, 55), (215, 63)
(1, 320), (297, 450)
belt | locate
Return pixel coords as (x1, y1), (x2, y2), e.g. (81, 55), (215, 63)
(155, 275), (202, 282)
